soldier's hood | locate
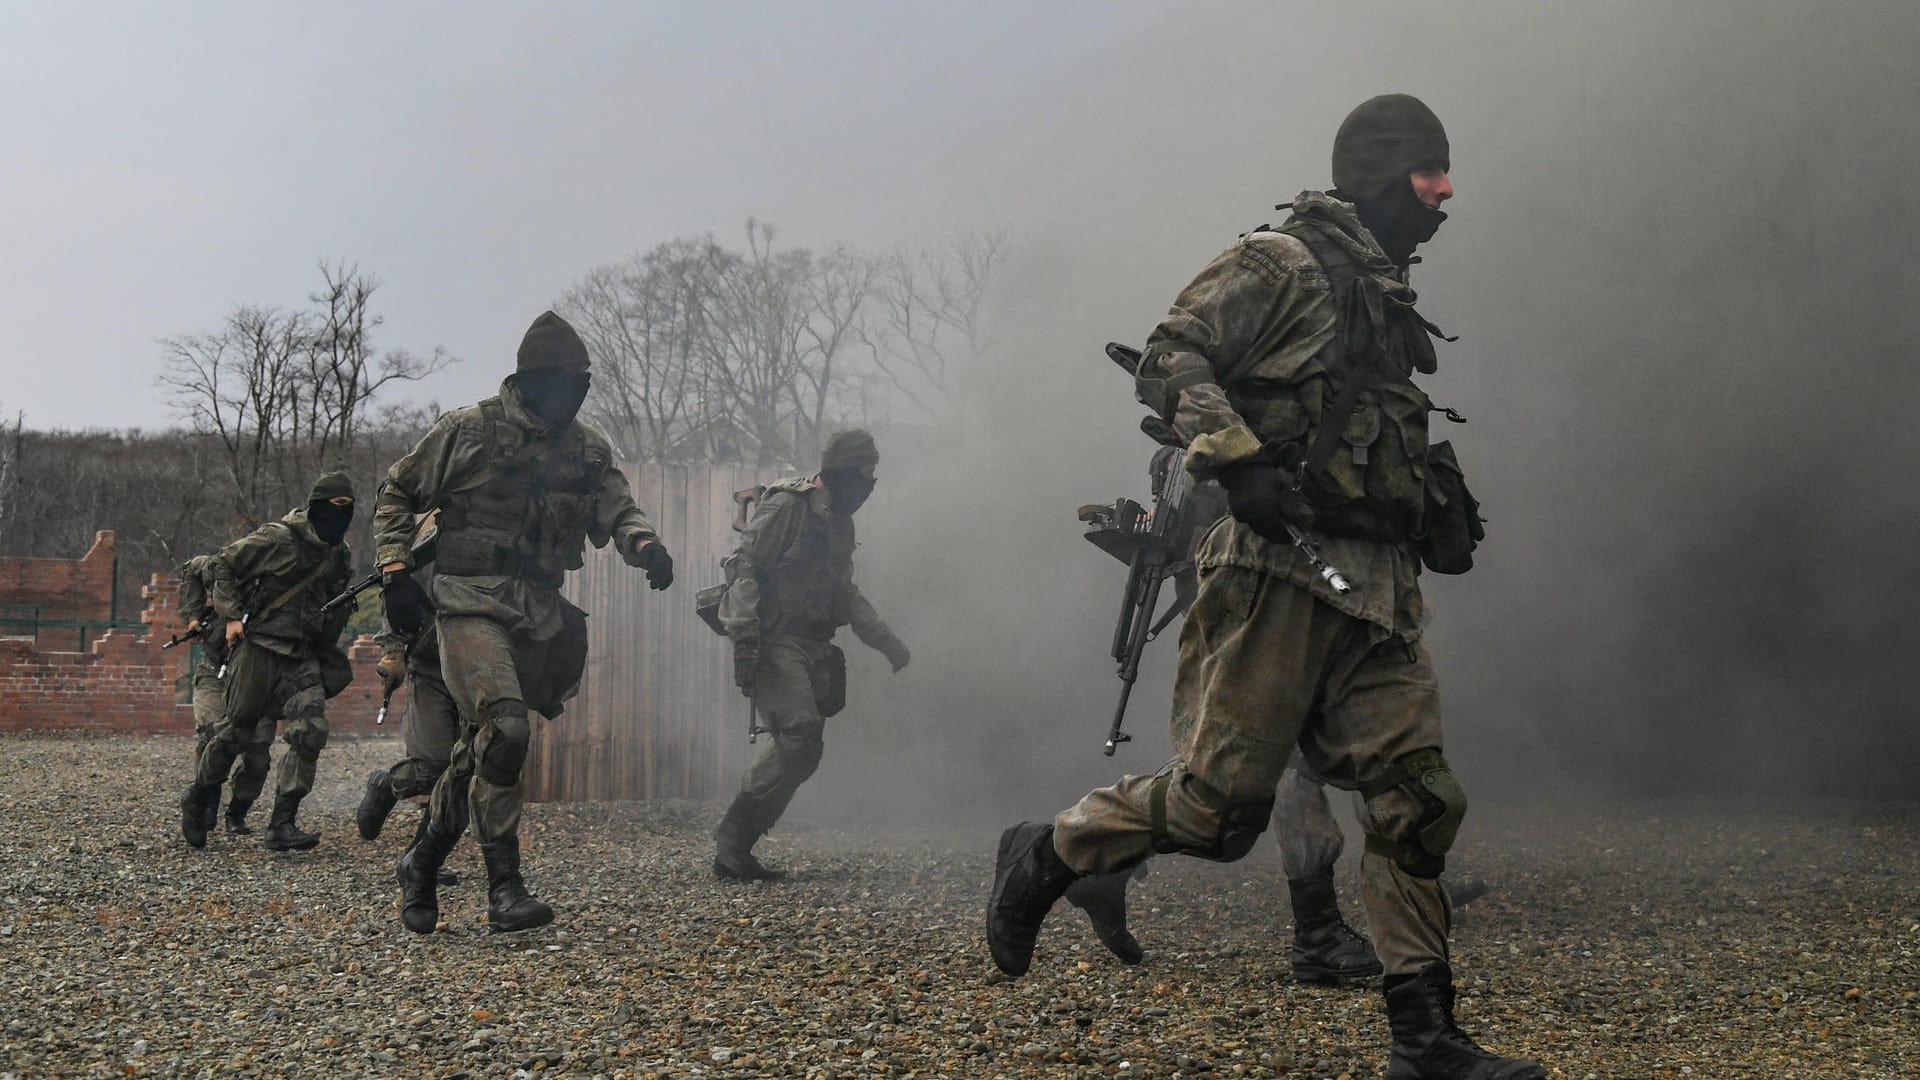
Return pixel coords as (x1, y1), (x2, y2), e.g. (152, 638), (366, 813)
(279, 507), (330, 549)
(1283, 190), (1420, 301)
(498, 376), (569, 436)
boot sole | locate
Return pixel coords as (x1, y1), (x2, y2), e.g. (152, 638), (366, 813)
(1291, 960), (1383, 987)
(712, 859), (786, 882)
(487, 910), (555, 933)
(263, 837), (321, 852)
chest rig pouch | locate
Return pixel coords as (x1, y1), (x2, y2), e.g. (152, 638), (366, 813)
(434, 398), (607, 588)
(1242, 221), (1445, 543)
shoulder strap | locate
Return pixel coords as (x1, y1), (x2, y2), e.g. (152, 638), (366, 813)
(1274, 220), (1374, 482)
(257, 542), (333, 620)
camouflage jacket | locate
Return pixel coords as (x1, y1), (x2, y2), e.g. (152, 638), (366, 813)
(717, 475), (905, 659)
(209, 509), (355, 658)
(1136, 191), (1444, 641)
(176, 554), (214, 626)
(374, 378), (657, 640)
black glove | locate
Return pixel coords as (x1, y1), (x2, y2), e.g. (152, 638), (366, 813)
(1218, 458), (1315, 544)
(627, 540), (675, 591)
(733, 639), (759, 697)
(381, 569), (430, 637)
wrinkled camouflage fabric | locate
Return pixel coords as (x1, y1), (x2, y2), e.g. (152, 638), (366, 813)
(195, 510), (351, 801)
(716, 475), (905, 661)
(199, 641), (329, 800)
(737, 636), (835, 810)
(375, 619), (458, 801)
(1135, 189), (1449, 644)
(378, 379), (658, 846)
(1053, 564), (1452, 979)
(190, 654), (275, 804)
(1274, 762), (1357, 881)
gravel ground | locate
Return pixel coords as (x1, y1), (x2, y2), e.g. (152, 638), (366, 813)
(1, 734), (1916, 1079)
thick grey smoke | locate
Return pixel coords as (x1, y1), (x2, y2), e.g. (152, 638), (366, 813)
(797, 1), (1920, 834)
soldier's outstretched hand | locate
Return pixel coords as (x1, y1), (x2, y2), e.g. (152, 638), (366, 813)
(626, 539), (675, 590)
(733, 639), (759, 696)
(884, 642), (911, 674)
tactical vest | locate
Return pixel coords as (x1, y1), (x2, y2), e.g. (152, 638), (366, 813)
(433, 398), (609, 588)
(1238, 220), (1444, 542)
(245, 520), (348, 644)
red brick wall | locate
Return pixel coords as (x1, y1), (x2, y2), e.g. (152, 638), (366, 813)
(0, 530), (118, 648)
(0, 556), (390, 736)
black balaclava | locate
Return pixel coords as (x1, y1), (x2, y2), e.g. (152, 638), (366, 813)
(306, 470), (355, 545)
(819, 428), (880, 516)
(514, 311), (593, 429)
(1352, 175), (1448, 267)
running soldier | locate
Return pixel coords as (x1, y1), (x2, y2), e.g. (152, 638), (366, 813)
(180, 471), (358, 852)
(178, 554), (276, 837)
(376, 311), (674, 934)
(986, 96), (1543, 1079)
(712, 429), (911, 880)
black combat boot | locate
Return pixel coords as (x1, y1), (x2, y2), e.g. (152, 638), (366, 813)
(1063, 871), (1144, 965)
(223, 797), (255, 836)
(1382, 961), (1545, 1080)
(179, 783), (220, 849)
(1288, 872), (1383, 985)
(986, 822), (1080, 977)
(356, 769), (398, 841)
(407, 811), (459, 886)
(397, 821), (458, 934)
(480, 836), (554, 933)
(712, 794), (785, 881)
(261, 793), (320, 851)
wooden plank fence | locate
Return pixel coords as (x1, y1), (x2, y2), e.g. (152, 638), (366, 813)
(523, 461), (784, 803)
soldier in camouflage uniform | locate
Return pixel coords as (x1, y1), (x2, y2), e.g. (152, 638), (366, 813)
(713, 429), (911, 881)
(987, 96), (1544, 1080)
(375, 311), (674, 934)
(354, 546), (461, 888)
(181, 472), (358, 852)
(179, 554), (277, 837)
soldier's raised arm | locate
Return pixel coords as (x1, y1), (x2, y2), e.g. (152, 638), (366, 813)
(1135, 240), (1321, 479)
(587, 455), (673, 589)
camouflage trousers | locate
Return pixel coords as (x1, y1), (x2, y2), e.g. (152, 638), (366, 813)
(197, 641), (328, 801)
(736, 635), (834, 827)
(389, 659), (459, 801)
(190, 657), (275, 804)
(1053, 564), (1454, 977)
(1274, 763), (1357, 880)
(427, 615), (559, 845)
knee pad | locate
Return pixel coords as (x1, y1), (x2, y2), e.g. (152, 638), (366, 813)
(1361, 748), (1467, 878)
(282, 718), (329, 757)
(475, 703), (531, 785)
(1148, 772), (1274, 862)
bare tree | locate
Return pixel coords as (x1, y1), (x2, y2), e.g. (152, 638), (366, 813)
(561, 238), (726, 462)
(864, 229), (1008, 419)
(157, 263), (451, 524)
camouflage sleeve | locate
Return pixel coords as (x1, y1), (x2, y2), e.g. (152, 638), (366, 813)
(592, 464), (660, 559)
(716, 492), (808, 643)
(375, 411), (478, 568)
(318, 547), (355, 645)
(1135, 239), (1312, 478)
(846, 582), (907, 662)
(176, 556), (211, 623)
(208, 525), (283, 620)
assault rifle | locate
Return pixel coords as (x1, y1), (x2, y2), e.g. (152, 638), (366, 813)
(159, 621), (208, 650)
(1086, 342), (1353, 756)
(1081, 439), (1194, 756)
(320, 529), (440, 617)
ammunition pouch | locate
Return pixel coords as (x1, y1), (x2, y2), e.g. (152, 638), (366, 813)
(523, 599), (589, 719)
(318, 645), (355, 699)
(434, 531), (566, 589)
(817, 644), (848, 718)
(695, 582), (729, 637)
(1415, 440), (1484, 575)
(1361, 748), (1467, 878)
